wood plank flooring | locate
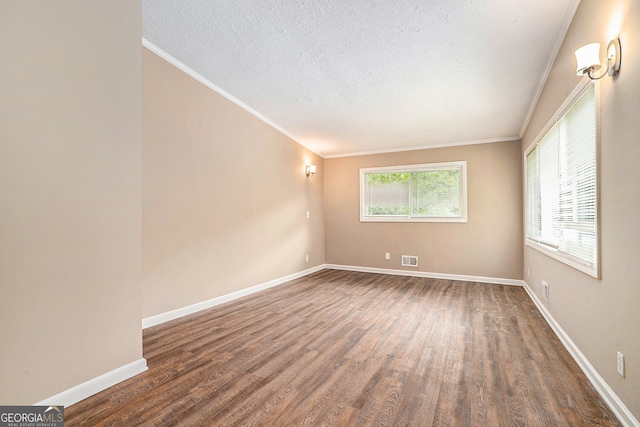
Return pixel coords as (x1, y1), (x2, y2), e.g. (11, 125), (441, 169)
(65, 269), (620, 426)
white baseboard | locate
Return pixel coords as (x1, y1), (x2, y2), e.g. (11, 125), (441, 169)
(34, 358), (147, 408)
(522, 282), (639, 427)
(142, 265), (326, 329)
(328, 265), (637, 425)
(36, 267), (635, 425)
(143, 264), (522, 330)
(324, 264), (525, 287)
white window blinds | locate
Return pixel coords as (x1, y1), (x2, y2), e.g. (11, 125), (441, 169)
(526, 84), (598, 276)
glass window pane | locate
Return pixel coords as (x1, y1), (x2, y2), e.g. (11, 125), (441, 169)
(524, 83), (598, 276)
(365, 172), (410, 216)
(411, 169), (461, 217)
(360, 161), (466, 223)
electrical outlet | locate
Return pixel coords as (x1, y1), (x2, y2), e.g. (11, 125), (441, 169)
(527, 267), (530, 277)
(385, 253), (390, 260)
(542, 280), (549, 302)
(617, 351), (625, 377)
(305, 254), (309, 263)
(306, 211), (310, 219)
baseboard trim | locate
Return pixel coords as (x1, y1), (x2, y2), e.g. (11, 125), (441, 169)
(34, 358), (147, 408)
(324, 264), (525, 286)
(142, 265), (326, 329)
(143, 264), (522, 329)
(522, 281), (639, 427)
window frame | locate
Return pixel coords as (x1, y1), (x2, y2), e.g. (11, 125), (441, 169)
(524, 79), (600, 278)
(359, 161), (468, 223)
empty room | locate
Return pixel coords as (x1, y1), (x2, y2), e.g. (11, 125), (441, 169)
(1, 0), (638, 426)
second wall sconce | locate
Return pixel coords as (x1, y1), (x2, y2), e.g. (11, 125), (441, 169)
(575, 38), (621, 80)
(305, 165), (317, 178)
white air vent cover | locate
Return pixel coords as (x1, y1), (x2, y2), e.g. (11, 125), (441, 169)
(401, 255), (418, 267)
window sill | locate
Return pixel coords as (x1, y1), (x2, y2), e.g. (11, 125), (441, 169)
(361, 216), (467, 223)
(526, 239), (599, 279)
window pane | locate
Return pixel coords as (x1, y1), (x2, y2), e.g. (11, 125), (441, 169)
(365, 172), (410, 216)
(411, 169), (461, 217)
(538, 124), (559, 247)
(525, 83), (598, 275)
(526, 146), (541, 240)
(360, 161), (467, 223)
(556, 84), (597, 265)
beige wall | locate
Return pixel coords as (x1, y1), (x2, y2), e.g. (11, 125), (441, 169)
(142, 48), (324, 317)
(522, 0), (640, 419)
(325, 141), (523, 280)
(0, 1), (143, 404)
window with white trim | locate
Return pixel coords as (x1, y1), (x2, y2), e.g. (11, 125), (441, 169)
(360, 161), (467, 222)
(525, 83), (598, 277)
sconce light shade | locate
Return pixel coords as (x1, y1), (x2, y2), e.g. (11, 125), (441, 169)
(305, 165), (317, 177)
(575, 43), (601, 75)
(575, 39), (621, 80)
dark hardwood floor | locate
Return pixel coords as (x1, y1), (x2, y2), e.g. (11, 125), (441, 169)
(65, 269), (620, 426)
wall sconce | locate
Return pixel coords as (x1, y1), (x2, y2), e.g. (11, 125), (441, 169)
(575, 38), (621, 80)
(305, 165), (316, 178)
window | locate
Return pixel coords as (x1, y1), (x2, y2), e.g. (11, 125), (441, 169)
(360, 161), (467, 222)
(525, 83), (598, 277)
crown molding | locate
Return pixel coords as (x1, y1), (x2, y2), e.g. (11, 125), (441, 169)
(324, 136), (520, 159)
(142, 38), (324, 158)
(518, 0), (582, 138)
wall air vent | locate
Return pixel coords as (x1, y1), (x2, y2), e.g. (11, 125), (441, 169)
(401, 255), (418, 267)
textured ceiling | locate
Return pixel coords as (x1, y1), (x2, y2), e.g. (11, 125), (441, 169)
(142, 1), (579, 157)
